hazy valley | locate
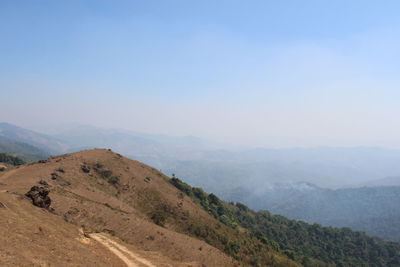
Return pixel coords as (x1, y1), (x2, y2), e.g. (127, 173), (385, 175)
(2, 122), (400, 246)
(2, 148), (400, 266)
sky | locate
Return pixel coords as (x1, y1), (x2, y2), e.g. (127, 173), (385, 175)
(1, 0), (400, 147)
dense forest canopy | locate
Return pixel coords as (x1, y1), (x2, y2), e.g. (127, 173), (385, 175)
(169, 177), (400, 266)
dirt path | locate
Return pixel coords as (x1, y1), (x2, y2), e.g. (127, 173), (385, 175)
(89, 233), (157, 267)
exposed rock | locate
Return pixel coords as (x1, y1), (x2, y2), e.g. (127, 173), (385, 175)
(38, 180), (49, 186)
(81, 165), (90, 173)
(25, 186), (51, 209)
(51, 172), (59, 180)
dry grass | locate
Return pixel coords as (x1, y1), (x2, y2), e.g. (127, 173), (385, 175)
(0, 149), (298, 267)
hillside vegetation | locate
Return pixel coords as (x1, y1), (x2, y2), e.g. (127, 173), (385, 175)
(0, 153), (25, 166)
(229, 183), (400, 242)
(169, 178), (400, 266)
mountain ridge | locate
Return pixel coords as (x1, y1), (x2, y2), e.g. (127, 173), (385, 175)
(0, 149), (298, 267)
(0, 122), (68, 154)
(1, 149), (399, 266)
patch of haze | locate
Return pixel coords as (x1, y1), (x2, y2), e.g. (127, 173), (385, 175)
(2, 28), (400, 148)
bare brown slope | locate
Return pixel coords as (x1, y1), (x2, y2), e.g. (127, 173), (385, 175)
(0, 149), (297, 267)
(0, 191), (124, 266)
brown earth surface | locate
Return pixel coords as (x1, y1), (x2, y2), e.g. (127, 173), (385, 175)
(0, 149), (296, 267)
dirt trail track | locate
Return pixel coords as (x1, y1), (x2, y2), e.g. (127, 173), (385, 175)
(90, 233), (157, 267)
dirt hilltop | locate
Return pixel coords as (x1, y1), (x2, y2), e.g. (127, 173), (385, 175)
(0, 149), (296, 267)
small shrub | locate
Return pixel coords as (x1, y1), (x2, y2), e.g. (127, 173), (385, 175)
(95, 162), (103, 169)
(283, 249), (296, 260)
(224, 240), (241, 256)
(151, 211), (169, 226)
(208, 193), (221, 205)
(170, 178), (193, 197)
(100, 170), (112, 179)
(236, 202), (249, 212)
(194, 225), (210, 239)
(108, 176), (120, 186)
(193, 187), (207, 201)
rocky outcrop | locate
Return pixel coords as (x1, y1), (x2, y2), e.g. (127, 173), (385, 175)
(25, 186), (51, 209)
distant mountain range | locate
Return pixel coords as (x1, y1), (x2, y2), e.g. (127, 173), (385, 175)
(362, 176), (400, 187)
(0, 122), (219, 163)
(2, 121), (400, 187)
(3, 122), (400, 189)
(2, 122), (400, 242)
(0, 122), (68, 154)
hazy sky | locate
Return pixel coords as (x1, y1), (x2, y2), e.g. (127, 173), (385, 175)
(2, 0), (400, 147)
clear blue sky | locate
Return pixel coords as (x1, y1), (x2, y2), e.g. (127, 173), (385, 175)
(2, 0), (400, 147)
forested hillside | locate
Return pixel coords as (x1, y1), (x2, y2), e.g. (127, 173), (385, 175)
(227, 184), (400, 242)
(0, 153), (25, 166)
(170, 178), (400, 266)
